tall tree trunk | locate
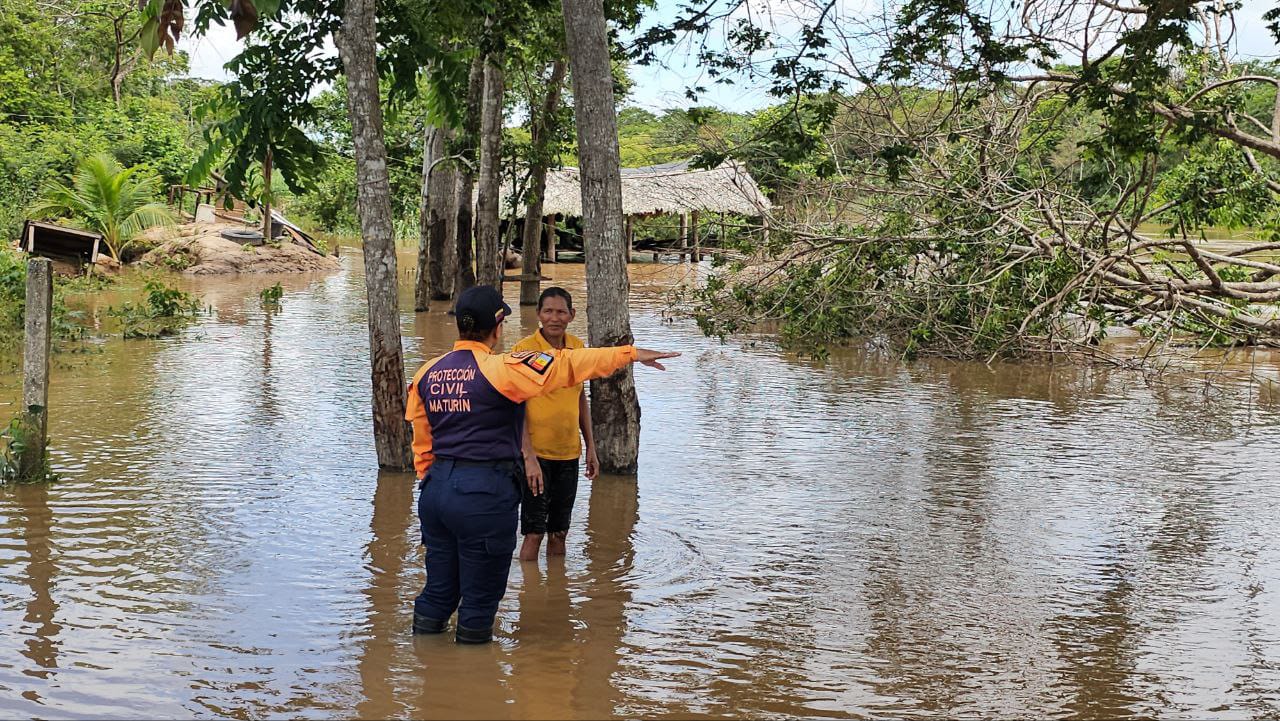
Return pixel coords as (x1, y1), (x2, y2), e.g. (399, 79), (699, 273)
(520, 59), (567, 306)
(262, 147), (273, 242)
(453, 56), (485, 301)
(561, 0), (641, 474)
(428, 130), (458, 301)
(111, 20), (125, 105)
(336, 0), (412, 471)
(474, 54), (506, 289)
(415, 125), (441, 312)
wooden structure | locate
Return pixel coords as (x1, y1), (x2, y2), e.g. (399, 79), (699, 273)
(167, 171), (237, 220)
(20, 221), (100, 269)
(495, 159), (772, 264)
(167, 184), (219, 219)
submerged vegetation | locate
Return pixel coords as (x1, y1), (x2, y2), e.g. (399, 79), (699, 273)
(0, 407), (58, 484)
(259, 282), (284, 308)
(0, 244), (200, 349)
(107, 277), (203, 339)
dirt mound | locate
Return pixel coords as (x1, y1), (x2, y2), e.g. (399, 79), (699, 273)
(138, 223), (339, 275)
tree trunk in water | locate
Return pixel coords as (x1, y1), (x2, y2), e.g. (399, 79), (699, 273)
(262, 147), (273, 243)
(428, 131), (458, 301)
(562, 0), (641, 474)
(474, 54), (505, 289)
(415, 125), (440, 312)
(520, 59), (567, 306)
(336, 0), (412, 471)
(453, 57), (485, 301)
(519, 216), (547, 306)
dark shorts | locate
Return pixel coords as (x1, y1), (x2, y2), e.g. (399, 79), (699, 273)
(520, 457), (579, 536)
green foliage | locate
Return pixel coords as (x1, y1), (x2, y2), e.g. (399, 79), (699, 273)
(259, 281), (284, 307)
(0, 248), (29, 337)
(0, 247), (91, 349)
(189, 59), (330, 208)
(0, 408), (58, 484)
(1154, 142), (1278, 232)
(157, 248), (194, 271)
(59, 270), (117, 293)
(0, 0), (207, 243)
(292, 82), (428, 238)
(28, 154), (175, 260)
(107, 277), (202, 339)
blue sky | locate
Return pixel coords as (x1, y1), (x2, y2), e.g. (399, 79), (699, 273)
(181, 0), (1280, 115)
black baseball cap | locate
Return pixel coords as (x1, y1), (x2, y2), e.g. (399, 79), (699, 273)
(455, 285), (512, 332)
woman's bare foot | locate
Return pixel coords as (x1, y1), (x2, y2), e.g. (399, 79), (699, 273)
(547, 531), (567, 556)
(519, 533), (544, 562)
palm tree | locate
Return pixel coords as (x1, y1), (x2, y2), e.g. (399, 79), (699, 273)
(29, 154), (175, 261)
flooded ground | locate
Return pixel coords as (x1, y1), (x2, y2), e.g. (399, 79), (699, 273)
(2, 253), (1279, 718)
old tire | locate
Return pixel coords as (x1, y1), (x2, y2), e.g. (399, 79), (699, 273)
(221, 228), (264, 245)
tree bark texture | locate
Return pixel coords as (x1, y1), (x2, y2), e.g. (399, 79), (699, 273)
(262, 147), (273, 243)
(474, 54), (506, 289)
(562, 0), (641, 474)
(336, 0), (413, 471)
(415, 125), (441, 311)
(520, 59), (567, 306)
(428, 130), (458, 301)
(453, 56), (485, 301)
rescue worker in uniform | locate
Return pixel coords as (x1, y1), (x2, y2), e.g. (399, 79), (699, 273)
(405, 284), (678, 644)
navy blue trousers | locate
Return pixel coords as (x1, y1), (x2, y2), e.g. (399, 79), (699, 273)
(414, 459), (521, 632)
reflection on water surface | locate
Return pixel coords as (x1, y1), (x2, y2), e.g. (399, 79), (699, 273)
(1, 255), (1278, 718)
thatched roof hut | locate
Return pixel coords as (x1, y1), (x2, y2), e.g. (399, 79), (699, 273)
(500, 159), (771, 218)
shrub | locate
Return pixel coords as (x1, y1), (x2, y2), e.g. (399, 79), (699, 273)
(259, 282), (283, 308)
(107, 277), (202, 339)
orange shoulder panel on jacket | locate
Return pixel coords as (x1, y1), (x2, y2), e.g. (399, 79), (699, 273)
(477, 345), (638, 404)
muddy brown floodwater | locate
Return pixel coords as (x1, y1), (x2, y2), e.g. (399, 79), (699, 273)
(1, 252), (1279, 719)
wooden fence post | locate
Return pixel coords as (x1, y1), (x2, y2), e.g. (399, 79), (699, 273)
(20, 258), (52, 480)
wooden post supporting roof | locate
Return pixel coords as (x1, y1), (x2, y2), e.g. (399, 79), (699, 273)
(545, 216), (558, 264)
(690, 210), (701, 263)
(624, 215), (634, 262)
(678, 213), (688, 262)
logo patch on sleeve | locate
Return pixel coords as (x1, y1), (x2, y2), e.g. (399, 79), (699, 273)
(522, 351), (554, 375)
